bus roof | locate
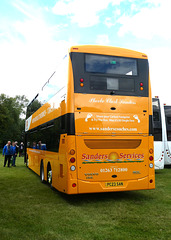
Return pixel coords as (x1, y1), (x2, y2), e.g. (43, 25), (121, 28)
(69, 45), (148, 59)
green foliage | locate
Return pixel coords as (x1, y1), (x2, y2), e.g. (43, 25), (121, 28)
(26, 99), (42, 119)
(0, 156), (171, 240)
(0, 94), (29, 147)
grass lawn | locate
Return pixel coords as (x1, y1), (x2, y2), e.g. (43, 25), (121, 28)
(0, 154), (171, 240)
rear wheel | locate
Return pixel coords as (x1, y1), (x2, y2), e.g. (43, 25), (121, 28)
(40, 161), (45, 183)
(47, 164), (52, 188)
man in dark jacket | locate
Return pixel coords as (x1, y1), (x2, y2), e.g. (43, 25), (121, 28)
(3, 141), (13, 167)
(19, 142), (24, 157)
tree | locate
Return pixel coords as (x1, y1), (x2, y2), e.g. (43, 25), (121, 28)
(0, 94), (29, 147)
(26, 99), (42, 119)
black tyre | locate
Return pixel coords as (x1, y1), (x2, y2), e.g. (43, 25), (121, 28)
(40, 161), (45, 183)
(47, 164), (52, 188)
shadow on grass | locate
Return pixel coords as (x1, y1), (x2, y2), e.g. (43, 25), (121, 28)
(164, 165), (171, 169)
(155, 166), (171, 174)
(24, 163), (156, 206)
(155, 170), (165, 174)
(53, 188), (155, 206)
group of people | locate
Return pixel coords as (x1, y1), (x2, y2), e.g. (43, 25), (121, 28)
(33, 141), (46, 150)
(2, 141), (24, 167)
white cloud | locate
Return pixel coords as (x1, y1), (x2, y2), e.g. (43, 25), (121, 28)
(2, 0), (171, 108)
(96, 34), (110, 45)
(146, 47), (171, 104)
(52, 0), (124, 27)
(12, 0), (40, 20)
(145, 0), (161, 6)
(105, 17), (115, 28)
(0, 37), (69, 101)
(0, 1), (72, 100)
(104, 8), (121, 28)
(117, 0), (171, 40)
(0, 16), (70, 101)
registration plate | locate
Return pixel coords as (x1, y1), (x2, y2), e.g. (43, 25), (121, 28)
(105, 181), (124, 187)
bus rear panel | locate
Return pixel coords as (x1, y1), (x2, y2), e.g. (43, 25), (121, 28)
(68, 46), (154, 194)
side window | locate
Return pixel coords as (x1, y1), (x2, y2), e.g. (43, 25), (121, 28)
(152, 99), (162, 141)
(27, 119), (61, 152)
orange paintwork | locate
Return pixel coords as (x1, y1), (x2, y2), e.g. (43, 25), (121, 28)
(69, 45), (148, 59)
(74, 94), (149, 135)
(26, 45), (155, 194)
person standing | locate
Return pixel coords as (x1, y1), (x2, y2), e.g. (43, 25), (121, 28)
(3, 141), (13, 167)
(19, 142), (24, 157)
(33, 142), (37, 149)
(15, 141), (19, 156)
(37, 141), (46, 150)
(12, 141), (18, 167)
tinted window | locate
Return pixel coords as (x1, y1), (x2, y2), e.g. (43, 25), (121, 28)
(153, 128), (162, 141)
(85, 54), (137, 76)
(26, 114), (75, 151)
(152, 98), (162, 141)
(167, 117), (171, 125)
(90, 76), (134, 92)
(71, 52), (149, 97)
(152, 99), (160, 122)
(164, 106), (171, 141)
(26, 120), (60, 152)
(153, 112), (159, 122)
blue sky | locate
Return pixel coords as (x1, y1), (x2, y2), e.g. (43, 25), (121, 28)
(0, 0), (171, 103)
